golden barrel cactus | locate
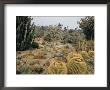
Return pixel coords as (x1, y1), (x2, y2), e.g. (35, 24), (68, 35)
(47, 59), (67, 74)
(88, 51), (94, 58)
(80, 51), (90, 60)
(66, 53), (84, 62)
(67, 54), (87, 74)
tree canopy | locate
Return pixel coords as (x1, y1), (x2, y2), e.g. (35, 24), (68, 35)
(79, 16), (94, 40)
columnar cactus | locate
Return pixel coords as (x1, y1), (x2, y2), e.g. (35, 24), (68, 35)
(16, 16), (35, 51)
(47, 59), (67, 74)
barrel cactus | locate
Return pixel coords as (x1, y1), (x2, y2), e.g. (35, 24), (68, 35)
(88, 51), (94, 58)
(67, 54), (87, 74)
(80, 51), (90, 60)
(47, 59), (67, 74)
(66, 52), (84, 62)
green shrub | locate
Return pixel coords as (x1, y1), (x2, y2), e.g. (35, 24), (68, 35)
(31, 42), (39, 49)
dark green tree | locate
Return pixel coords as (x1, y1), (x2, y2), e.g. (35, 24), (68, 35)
(16, 16), (36, 51)
(79, 16), (94, 40)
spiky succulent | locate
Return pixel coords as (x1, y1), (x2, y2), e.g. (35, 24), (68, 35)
(47, 59), (67, 74)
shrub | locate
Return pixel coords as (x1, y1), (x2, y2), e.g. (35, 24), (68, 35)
(21, 53), (35, 59)
(26, 59), (37, 65)
(16, 59), (20, 65)
(17, 60), (43, 74)
(44, 33), (52, 42)
(17, 64), (32, 74)
(30, 64), (43, 74)
(31, 42), (39, 49)
(62, 48), (70, 57)
(34, 49), (46, 59)
(86, 59), (94, 74)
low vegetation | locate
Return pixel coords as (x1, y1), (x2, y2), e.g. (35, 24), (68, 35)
(16, 16), (94, 74)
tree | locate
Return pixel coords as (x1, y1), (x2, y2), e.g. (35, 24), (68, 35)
(16, 16), (36, 51)
(79, 16), (94, 40)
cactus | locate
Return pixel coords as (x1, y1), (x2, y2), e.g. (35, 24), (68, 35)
(47, 59), (67, 74)
(16, 16), (36, 51)
(88, 51), (94, 58)
(67, 54), (87, 74)
(80, 51), (90, 60)
(66, 53), (84, 63)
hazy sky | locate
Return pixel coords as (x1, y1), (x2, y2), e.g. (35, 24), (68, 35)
(32, 16), (85, 29)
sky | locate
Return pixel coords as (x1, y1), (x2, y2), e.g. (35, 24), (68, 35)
(32, 16), (85, 29)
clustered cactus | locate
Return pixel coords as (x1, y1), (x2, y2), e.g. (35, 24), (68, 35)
(47, 53), (88, 74)
(16, 16), (35, 51)
(47, 59), (67, 74)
